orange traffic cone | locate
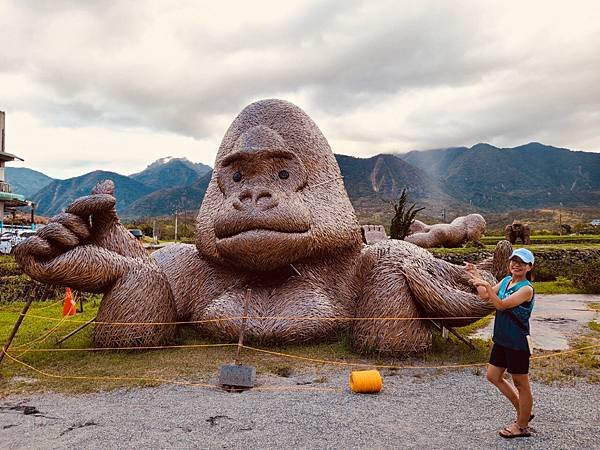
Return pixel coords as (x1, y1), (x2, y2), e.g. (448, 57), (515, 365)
(62, 288), (76, 316)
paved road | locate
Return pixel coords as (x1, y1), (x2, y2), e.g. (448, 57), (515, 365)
(1, 370), (598, 449)
(472, 294), (600, 350)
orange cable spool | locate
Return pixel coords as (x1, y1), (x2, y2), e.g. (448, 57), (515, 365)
(349, 369), (382, 394)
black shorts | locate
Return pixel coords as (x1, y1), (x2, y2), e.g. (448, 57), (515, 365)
(489, 343), (530, 375)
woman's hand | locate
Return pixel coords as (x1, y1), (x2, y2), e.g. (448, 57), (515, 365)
(471, 278), (492, 290)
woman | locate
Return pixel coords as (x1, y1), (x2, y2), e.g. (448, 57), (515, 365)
(465, 248), (535, 438)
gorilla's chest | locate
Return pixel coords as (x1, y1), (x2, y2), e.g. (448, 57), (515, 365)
(193, 275), (354, 343)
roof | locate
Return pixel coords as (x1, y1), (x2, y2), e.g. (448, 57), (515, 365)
(0, 151), (24, 162)
(0, 191), (25, 202)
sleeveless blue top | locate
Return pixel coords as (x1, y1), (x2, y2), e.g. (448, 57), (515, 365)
(492, 276), (535, 351)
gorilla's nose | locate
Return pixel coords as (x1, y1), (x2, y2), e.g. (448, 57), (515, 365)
(234, 188), (278, 211)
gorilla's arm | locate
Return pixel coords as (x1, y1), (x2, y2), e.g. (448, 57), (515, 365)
(14, 181), (177, 347)
(358, 240), (501, 329)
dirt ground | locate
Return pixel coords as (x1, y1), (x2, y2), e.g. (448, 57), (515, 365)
(1, 369), (598, 449)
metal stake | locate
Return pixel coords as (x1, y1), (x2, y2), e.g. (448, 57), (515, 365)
(235, 288), (251, 365)
(0, 296), (34, 366)
(56, 317), (96, 345)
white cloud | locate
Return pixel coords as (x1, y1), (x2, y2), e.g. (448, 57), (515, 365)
(0, 0), (599, 178)
(7, 112), (217, 179)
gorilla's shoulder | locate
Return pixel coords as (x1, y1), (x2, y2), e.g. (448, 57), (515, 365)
(360, 239), (432, 259)
(153, 243), (205, 274)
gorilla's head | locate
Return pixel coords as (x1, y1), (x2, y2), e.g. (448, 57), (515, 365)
(196, 99), (361, 271)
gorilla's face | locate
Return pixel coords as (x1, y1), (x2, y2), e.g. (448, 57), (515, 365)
(196, 100), (362, 272)
(213, 148), (313, 269)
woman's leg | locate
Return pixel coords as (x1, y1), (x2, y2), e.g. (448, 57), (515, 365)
(512, 374), (533, 428)
(486, 364), (520, 410)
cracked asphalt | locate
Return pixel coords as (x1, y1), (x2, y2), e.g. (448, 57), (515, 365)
(1, 369), (598, 449)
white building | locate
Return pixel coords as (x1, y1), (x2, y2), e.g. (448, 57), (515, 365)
(0, 111), (33, 231)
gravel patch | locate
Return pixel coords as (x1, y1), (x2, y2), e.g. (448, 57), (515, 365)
(0, 369), (598, 449)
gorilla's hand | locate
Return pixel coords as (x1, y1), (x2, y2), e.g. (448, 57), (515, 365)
(14, 180), (148, 292)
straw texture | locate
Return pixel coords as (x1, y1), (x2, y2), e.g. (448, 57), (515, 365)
(15, 99), (505, 353)
(504, 222), (532, 245)
(405, 214), (486, 248)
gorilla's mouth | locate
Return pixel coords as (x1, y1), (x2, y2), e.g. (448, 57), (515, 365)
(215, 226), (310, 240)
(214, 215), (311, 240)
(214, 226), (313, 271)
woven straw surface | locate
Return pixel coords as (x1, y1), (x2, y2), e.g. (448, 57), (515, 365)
(406, 214), (486, 248)
(15, 100), (506, 353)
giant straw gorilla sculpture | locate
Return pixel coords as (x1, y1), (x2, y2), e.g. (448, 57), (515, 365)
(406, 214), (487, 248)
(15, 100), (509, 354)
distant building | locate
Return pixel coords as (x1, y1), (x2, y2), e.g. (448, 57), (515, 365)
(591, 219), (600, 226)
(0, 111), (35, 230)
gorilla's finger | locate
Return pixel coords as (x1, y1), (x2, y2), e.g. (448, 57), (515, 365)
(37, 222), (80, 248)
(51, 212), (91, 240)
(14, 235), (57, 259)
(66, 194), (116, 217)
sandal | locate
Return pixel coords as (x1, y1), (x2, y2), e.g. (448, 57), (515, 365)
(499, 425), (531, 439)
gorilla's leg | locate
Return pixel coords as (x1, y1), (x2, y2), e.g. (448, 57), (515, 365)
(93, 264), (177, 347)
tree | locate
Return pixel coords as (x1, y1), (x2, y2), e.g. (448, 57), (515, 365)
(389, 188), (424, 240)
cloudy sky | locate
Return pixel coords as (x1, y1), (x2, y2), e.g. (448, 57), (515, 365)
(1, 0), (599, 179)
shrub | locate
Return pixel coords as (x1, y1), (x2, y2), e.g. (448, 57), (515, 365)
(532, 260), (558, 282)
(389, 188), (424, 240)
(571, 261), (600, 294)
(0, 255), (21, 277)
(0, 274), (63, 304)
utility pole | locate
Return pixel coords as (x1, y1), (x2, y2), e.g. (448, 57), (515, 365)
(174, 210), (178, 242)
(559, 202), (563, 236)
(152, 219), (157, 244)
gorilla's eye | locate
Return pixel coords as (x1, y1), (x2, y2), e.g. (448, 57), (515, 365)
(278, 170), (289, 180)
(232, 171), (242, 182)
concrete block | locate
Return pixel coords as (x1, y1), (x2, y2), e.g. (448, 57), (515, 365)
(219, 364), (256, 388)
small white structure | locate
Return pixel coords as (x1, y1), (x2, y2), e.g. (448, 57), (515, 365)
(0, 111), (34, 231)
(591, 219), (600, 226)
(361, 224), (388, 244)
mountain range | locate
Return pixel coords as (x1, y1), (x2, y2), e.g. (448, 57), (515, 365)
(4, 143), (599, 219)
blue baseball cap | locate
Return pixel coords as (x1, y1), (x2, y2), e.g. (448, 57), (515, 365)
(509, 248), (534, 264)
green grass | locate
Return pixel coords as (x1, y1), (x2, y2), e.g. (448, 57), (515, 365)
(533, 322), (600, 384)
(456, 316), (494, 335)
(534, 277), (583, 294)
(481, 235), (600, 245)
(429, 243), (600, 256)
(2, 292), (598, 396)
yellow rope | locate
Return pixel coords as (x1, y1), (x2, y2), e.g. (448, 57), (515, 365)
(241, 345), (490, 369)
(0, 298), (63, 314)
(15, 314), (490, 326)
(12, 314), (73, 352)
(2, 351), (340, 393)
(530, 344), (600, 360)
(19, 343), (239, 352)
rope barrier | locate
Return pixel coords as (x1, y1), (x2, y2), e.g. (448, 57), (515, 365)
(12, 313), (73, 351)
(17, 343), (239, 352)
(3, 343), (597, 395)
(0, 298), (63, 314)
(240, 345), (491, 370)
(7, 313), (491, 326)
(1, 351), (341, 393)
